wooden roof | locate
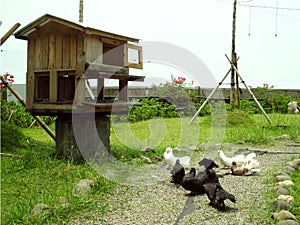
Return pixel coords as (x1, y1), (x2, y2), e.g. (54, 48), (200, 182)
(14, 14), (140, 43)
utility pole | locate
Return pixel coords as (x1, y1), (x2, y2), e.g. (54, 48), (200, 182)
(79, 0), (83, 23)
(230, 0), (239, 108)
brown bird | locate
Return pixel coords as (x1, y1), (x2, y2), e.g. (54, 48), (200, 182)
(231, 160), (260, 176)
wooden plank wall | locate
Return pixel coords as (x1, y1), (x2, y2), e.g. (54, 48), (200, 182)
(26, 38), (35, 108)
(27, 32), (81, 106)
(75, 35), (85, 103)
(29, 33), (78, 71)
(84, 35), (103, 64)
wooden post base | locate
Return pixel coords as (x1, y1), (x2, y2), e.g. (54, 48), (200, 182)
(55, 114), (110, 162)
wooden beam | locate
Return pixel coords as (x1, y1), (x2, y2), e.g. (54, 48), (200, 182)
(225, 54), (272, 124)
(0, 23), (21, 46)
(0, 75), (56, 140)
(49, 70), (58, 102)
(230, 0), (238, 109)
(85, 62), (129, 74)
(79, 0), (83, 23)
(97, 78), (104, 102)
(83, 71), (145, 81)
(119, 79), (128, 101)
(189, 57), (240, 125)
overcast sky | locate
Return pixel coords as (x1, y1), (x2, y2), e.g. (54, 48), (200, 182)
(1, 0), (299, 89)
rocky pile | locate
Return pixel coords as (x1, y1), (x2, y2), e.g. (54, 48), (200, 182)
(271, 158), (300, 225)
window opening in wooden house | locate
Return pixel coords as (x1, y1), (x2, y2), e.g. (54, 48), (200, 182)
(124, 44), (143, 69)
(35, 72), (50, 102)
(103, 43), (123, 67)
(57, 71), (75, 102)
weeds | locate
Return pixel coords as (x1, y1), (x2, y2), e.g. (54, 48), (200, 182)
(1, 112), (300, 224)
(290, 161), (300, 221)
(1, 122), (115, 225)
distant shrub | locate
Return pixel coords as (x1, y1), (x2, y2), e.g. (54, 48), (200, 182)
(240, 95), (296, 114)
(0, 121), (30, 152)
(226, 110), (254, 125)
(1, 100), (56, 127)
(250, 84), (294, 114)
(128, 98), (178, 122)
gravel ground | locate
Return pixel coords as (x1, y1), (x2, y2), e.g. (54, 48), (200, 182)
(70, 142), (300, 225)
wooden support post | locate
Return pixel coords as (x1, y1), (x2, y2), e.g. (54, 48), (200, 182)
(57, 114), (111, 161)
(230, 54), (236, 109)
(230, 0), (238, 109)
(236, 67), (241, 108)
(0, 23), (20, 46)
(119, 79), (128, 101)
(189, 57), (240, 125)
(79, 0), (83, 23)
(233, 52), (240, 108)
(225, 54), (272, 124)
(97, 78), (104, 102)
(0, 75), (56, 140)
(85, 80), (95, 100)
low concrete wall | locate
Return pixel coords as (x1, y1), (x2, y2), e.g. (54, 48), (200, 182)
(2, 84), (300, 102)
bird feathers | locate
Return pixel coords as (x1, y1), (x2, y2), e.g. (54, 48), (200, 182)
(204, 182), (236, 211)
(168, 156), (237, 211)
(164, 147), (190, 168)
(217, 150), (257, 167)
(231, 158), (261, 176)
(170, 159), (185, 184)
(179, 159), (221, 196)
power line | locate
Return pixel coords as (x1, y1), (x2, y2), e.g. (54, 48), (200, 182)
(216, 0), (300, 23)
(216, 0), (300, 11)
(275, 0), (278, 37)
(238, 3), (300, 11)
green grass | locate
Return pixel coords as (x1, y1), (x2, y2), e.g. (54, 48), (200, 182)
(111, 113), (300, 158)
(1, 121), (115, 225)
(290, 161), (300, 221)
(223, 112), (300, 144)
(1, 112), (300, 224)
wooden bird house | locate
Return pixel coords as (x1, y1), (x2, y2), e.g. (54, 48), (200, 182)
(14, 14), (144, 115)
(14, 14), (145, 160)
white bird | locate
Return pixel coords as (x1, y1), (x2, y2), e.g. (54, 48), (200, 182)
(163, 147), (190, 168)
(231, 159), (261, 176)
(288, 101), (299, 114)
(217, 150), (256, 167)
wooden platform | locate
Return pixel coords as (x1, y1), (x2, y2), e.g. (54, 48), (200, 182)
(84, 62), (145, 81)
(80, 101), (141, 114)
(26, 101), (141, 115)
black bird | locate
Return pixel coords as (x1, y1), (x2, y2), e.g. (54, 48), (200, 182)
(204, 168), (220, 184)
(170, 159), (185, 184)
(196, 167), (219, 184)
(196, 158), (222, 185)
(180, 159), (220, 195)
(183, 167), (196, 180)
(180, 177), (206, 195)
(180, 168), (205, 195)
(199, 158), (219, 170)
(204, 182), (236, 211)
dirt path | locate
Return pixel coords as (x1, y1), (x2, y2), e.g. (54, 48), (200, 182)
(70, 143), (300, 225)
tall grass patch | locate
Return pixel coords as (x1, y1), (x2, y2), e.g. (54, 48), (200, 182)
(224, 112), (300, 144)
(290, 163), (300, 221)
(1, 122), (115, 225)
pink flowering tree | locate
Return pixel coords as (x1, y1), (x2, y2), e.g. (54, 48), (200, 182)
(154, 75), (195, 112)
(0, 72), (15, 101)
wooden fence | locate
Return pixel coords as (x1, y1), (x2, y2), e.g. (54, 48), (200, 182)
(1, 85), (300, 102)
